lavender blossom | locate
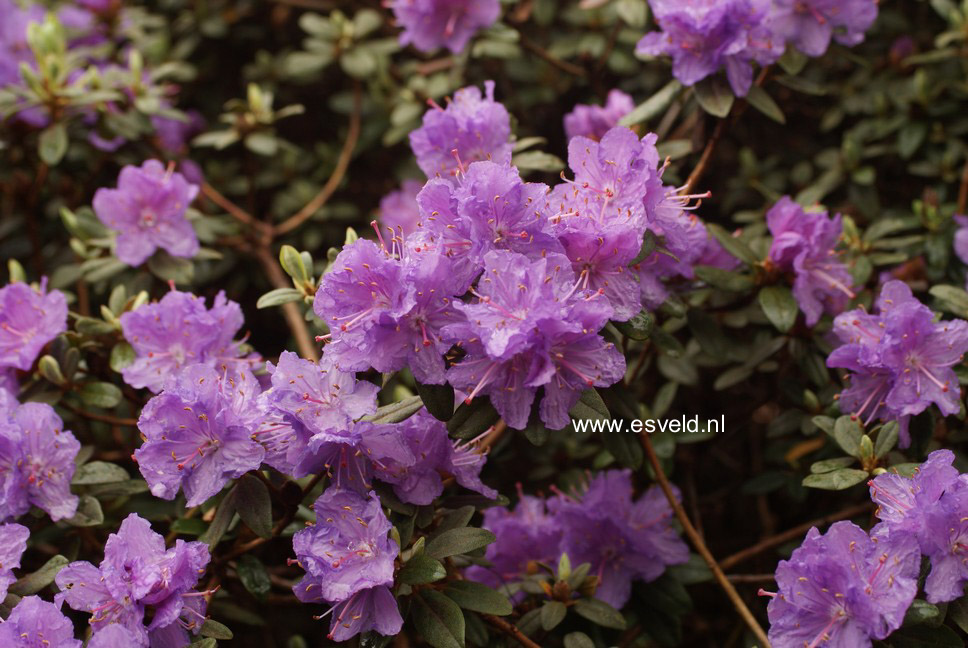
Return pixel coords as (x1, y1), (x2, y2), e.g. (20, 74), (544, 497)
(0, 280), (68, 371)
(0, 522), (29, 600)
(768, 0), (878, 57)
(86, 625), (143, 648)
(409, 81), (512, 180)
(326, 586), (403, 642)
(392, 0), (500, 54)
(0, 0), (44, 88)
(563, 90), (635, 141)
(57, 513), (211, 646)
(0, 401), (80, 521)
(134, 364), (265, 507)
(767, 196), (855, 326)
(379, 178), (424, 235)
(120, 288), (250, 393)
(0, 596), (81, 648)
(92, 159), (199, 266)
(637, 0), (781, 97)
(762, 521), (919, 647)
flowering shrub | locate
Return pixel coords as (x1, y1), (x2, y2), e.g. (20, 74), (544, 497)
(4, 0), (968, 646)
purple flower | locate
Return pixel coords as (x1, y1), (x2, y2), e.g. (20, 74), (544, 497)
(152, 110), (205, 154)
(313, 239), (458, 384)
(637, 0), (781, 97)
(0, 522), (28, 600)
(445, 250), (625, 429)
(87, 625), (143, 648)
(767, 196), (855, 326)
(827, 281), (968, 445)
(379, 179), (424, 235)
(374, 410), (496, 504)
(57, 513), (211, 646)
(0, 368), (16, 397)
(768, 0), (878, 57)
(564, 90), (635, 141)
(120, 288), (251, 393)
(292, 489), (403, 641)
(0, 280), (67, 371)
(134, 364), (265, 507)
(93, 159), (200, 266)
(954, 214), (968, 269)
(549, 470), (688, 607)
(468, 490), (563, 594)
(762, 521), (919, 648)
(0, 0), (44, 88)
(0, 596), (81, 648)
(869, 449), (960, 536)
(409, 82), (512, 180)
(325, 586), (403, 642)
(0, 401), (80, 521)
(392, 0), (500, 53)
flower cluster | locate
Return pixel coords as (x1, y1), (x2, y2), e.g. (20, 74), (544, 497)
(766, 196), (855, 326)
(0, 279), (67, 372)
(93, 159), (200, 267)
(120, 287), (253, 393)
(637, 0), (877, 96)
(290, 488), (403, 641)
(391, 0), (500, 54)
(57, 513), (212, 647)
(762, 521), (919, 648)
(468, 470), (689, 608)
(563, 89), (635, 141)
(0, 596), (82, 648)
(827, 280), (968, 446)
(0, 391), (80, 521)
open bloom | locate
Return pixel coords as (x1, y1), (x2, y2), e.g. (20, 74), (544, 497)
(135, 364), (265, 507)
(762, 521), (919, 648)
(564, 90), (635, 141)
(56, 513), (211, 646)
(0, 596), (81, 648)
(93, 159), (199, 266)
(768, 0), (878, 57)
(379, 178), (424, 235)
(0, 522), (28, 600)
(392, 0), (500, 53)
(0, 280), (68, 371)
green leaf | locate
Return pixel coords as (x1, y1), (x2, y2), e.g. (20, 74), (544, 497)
(72, 461), (129, 485)
(832, 415), (863, 458)
(616, 0), (648, 27)
(758, 285), (798, 333)
(170, 518), (208, 536)
(364, 395), (424, 424)
(398, 554), (447, 585)
(201, 488), (239, 548)
(38, 122), (68, 165)
(744, 85), (785, 124)
(930, 285), (968, 319)
(38, 355), (66, 386)
(236, 554), (271, 599)
(200, 619), (234, 640)
(809, 457), (856, 474)
(7, 259), (26, 283)
(147, 251), (194, 284)
(705, 224), (757, 264)
(245, 132), (278, 156)
(109, 342), (135, 373)
(412, 590), (465, 648)
(802, 468), (869, 490)
(65, 495), (104, 527)
(619, 80), (681, 127)
(279, 245), (309, 283)
(447, 397), (501, 438)
(948, 594), (968, 634)
(79, 382), (122, 409)
(573, 598), (626, 630)
(257, 288), (303, 309)
(693, 266), (755, 292)
(693, 76), (734, 118)
(569, 389), (609, 422)
(236, 474), (273, 539)
(540, 601), (568, 631)
(340, 47), (378, 79)
(564, 632), (596, 648)
(9, 555), (68, 596)
(874, 421), (899, 458)
(614, 310), (654, 341)
(512, 151), (565, 173)
(887, 625), (963, 647)
(425, 527), (496, 560)
(601, 428), (644, 470)
(903, 599), (941, 626)
(414, 381), (455, 422)
(190, 639), (217, 648)
(435, 506), (475, 534)
(443, 581), (513, 616)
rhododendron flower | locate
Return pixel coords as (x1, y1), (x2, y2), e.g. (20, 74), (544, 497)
(378, 178), (423, 235)
(0, 522), (28, 600)
(0, 280), (68, 371)
(93, 159), (199, 266)
(392, 0), (500, 54)
(564, 89), (635, 141)
(769, 0), (878, 57)
(0, 596), (81, 648)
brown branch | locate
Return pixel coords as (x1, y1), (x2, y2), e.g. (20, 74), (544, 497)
(519, 36), (588, 78)
(253, 247), (319, 361)
(483, 615), (542, 648)
(719, 501), (873, 571)
(639, 431), (771, 647)
(60, 401), (138, 427)
(273, 82), (363, 237)
(201, 182), (263, 233)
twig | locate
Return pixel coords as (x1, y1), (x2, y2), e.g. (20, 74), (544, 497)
(200, 182), (263, 233)
(519, 36), (587, 78)
(483, 614), (542, 648)
(727, 574), (778, 584)
(719, 501), (872, 571)
(253, 247), (319, 361)
(639, 431), (771, 647)
(273, 82), (363, 237)
(60, 401), (138, 427)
